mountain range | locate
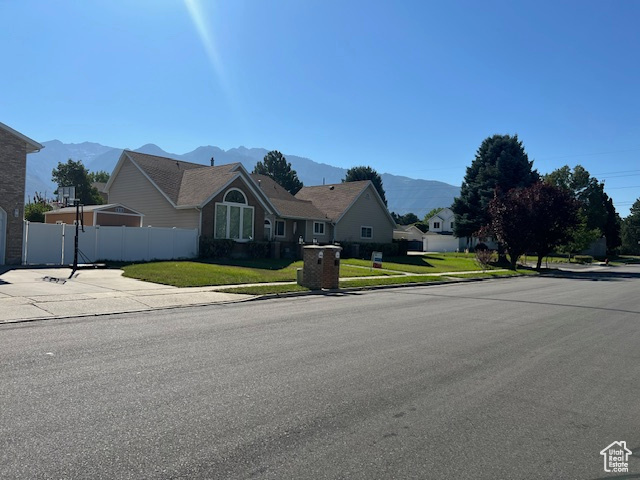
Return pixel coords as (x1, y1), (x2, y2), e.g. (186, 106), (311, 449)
(25, 141), (461, 218)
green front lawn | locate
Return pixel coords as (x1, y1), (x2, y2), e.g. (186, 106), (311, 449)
(122, 258), (396, 287)
(121, 253), (504, 288)
(343, 253), (495, 274)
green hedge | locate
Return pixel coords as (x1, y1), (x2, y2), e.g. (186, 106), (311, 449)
(339, 242), (400, 260)
(199, 238), (234, 259)
(246, 241), (270, 259)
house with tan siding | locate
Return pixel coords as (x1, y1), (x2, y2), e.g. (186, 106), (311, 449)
(105, 151), (397, 257)
(0, 122), (43, 265)
(105, 151), (275, 241)
(295, 181), (396, 244)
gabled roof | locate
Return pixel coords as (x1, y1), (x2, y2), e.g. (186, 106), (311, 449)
(395, 225), (424, 234)
(105, 151), (276, 213)
(0, 121), (43, 153)
(45, 203), (143, 215)
(431, 207), (454, 222)
(251, 174), (327, 220)
(295, 181), (395, 226)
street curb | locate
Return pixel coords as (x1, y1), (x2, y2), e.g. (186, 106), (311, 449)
(0, 296), (257, 326)
(0, 272), (533, 326)
(243, 272), (532, 302)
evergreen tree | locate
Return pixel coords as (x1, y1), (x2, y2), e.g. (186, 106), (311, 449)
(621, 198), (640, 254)
(343, 166), (387, 206)
(253, 151), (303, 195)
(452, 134), (539, 240)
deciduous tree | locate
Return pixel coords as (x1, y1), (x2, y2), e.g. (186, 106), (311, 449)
(486, 182), (578, 269)
(52, 159), (103, 205)
(545, 164), (620, 252)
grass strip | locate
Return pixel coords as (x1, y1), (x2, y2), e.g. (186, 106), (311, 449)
(218, 284), (309, 295)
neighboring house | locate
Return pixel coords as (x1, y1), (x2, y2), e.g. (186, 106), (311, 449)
(393, 224), (425, 242)
(91, 182), (108, 203)
(0, 121), (43, 265)
(45, 203), (143, 227)
(425, 207), (498, 252)
(428, 207), (456, 233)
(295, 181), (396, 243)
(393, 225), (426, 251)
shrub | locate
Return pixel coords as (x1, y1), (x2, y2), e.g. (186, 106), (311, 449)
(339, 242), (399, 260)
(199, 237), (234, 259)
(475, 248), (495, 271)
(246, 241), (270, 259)
(394, 239), (409, 256)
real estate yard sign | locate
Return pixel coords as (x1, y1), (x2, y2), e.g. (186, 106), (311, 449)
(371, 251), (383, 269)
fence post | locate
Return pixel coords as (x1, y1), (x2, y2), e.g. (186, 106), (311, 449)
(94, 226), (100, 262)
(22, 220), (29, 265)
(121, 225), (126, 262)
(61, 223), (66, 266)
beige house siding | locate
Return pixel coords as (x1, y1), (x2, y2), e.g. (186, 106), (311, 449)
(108, 158), (199, 229)
(0, 129), (28, 264)
(335, 185), (393, 243)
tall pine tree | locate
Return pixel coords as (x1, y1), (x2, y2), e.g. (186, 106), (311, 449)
(452, 134), (539, 240)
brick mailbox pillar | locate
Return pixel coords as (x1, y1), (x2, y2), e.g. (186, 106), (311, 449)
(321, 245), (342, 289)
(300, 245), (342, 290)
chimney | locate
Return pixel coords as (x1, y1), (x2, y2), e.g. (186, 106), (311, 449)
(210, 156), (215, 167)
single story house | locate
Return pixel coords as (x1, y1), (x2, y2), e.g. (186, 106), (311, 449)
(393, 224), (426, 251)
(0, 121), (43, 265)
(105, 152), (395, 257)
(44, 203), (143, 227)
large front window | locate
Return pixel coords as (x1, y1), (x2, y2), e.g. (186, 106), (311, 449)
(214, 188), (254, 241)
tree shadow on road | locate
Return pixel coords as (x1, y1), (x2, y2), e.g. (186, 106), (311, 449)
(539, 269), (640, 282)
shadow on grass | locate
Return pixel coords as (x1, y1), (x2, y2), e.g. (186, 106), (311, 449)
(379, 255), (437, 268)
(106, 258), (298, 271)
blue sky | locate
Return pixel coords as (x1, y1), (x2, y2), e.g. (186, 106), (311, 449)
(2, 0), (639, 215)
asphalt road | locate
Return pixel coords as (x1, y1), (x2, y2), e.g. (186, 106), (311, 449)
(2, 266), (640, 479)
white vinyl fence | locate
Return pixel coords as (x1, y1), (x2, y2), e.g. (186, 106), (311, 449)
(23, 222), (199, 265)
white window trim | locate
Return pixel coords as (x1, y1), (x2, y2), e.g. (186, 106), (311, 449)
(360, 225), (373, 239)
(223, 187), (248, 205)
(275, 219), (286, 238)
(433, 221), (441, 229)
(214, 201), (255, 242)
(313, 221), (326, 236)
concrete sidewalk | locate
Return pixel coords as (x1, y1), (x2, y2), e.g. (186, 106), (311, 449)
(0, 266), (515, 324)
(0, 267), (254, 323)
